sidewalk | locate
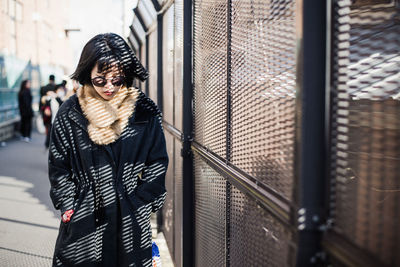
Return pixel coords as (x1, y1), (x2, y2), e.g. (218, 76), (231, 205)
(0, 175), (58, 266)
(0, 132), (174, 266)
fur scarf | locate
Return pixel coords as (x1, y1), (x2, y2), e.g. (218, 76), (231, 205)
(77, 84), (140, 145)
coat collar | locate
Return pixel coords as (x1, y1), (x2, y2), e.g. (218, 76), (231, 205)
(68, 89), (162, 133)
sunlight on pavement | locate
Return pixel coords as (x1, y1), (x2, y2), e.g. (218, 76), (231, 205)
(0, 176), (58, 266)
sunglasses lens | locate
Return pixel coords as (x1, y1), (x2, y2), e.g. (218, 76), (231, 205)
(92, 77), (107, 87)
(112, 77), (124, 86)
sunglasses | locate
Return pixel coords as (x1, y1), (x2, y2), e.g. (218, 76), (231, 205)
(91, 76), (125, 87)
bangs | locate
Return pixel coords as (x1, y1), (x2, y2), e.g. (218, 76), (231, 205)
(96, 54), (124, 75)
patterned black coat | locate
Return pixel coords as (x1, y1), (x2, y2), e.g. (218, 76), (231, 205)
(48, 91), (168, 266)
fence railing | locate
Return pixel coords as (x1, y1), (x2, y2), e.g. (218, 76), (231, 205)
(130, 0), (400, 266)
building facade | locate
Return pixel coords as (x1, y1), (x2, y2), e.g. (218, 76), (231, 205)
(0, 0), (73, 139)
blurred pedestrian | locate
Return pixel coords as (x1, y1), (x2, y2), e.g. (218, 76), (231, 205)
(41, 87), (64, 149)
(56, 80), (67, 97)
(18, 79), (34, 142)
(39, 75), (56, 122)
(41, 91), (53, 148)
(48, 33), (168, 266)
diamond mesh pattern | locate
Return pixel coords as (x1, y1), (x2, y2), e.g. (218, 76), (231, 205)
(162, 6), (175, 125)
(193, 0), (228, 158)
(162, 131), (175, 256)
(148, 30), (158, 104)
(173, 139), (183, 267)
(230, 186), (295, 267)
(194, 154), (226, 267)
(174, 0), (184, 131)
(329, 1), (400, 266)
(230, 0), (296, 200)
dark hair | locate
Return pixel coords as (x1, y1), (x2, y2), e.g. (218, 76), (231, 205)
(70, 33), (148, 87)
(19, 79), (30, 95)
(49, 74), (55, 81)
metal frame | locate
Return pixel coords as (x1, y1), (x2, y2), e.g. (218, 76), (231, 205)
(295, 0), (328, 265)
(225, 1), (233, 264)
(181, 0), (194, 265)
(128, 31), (140, 52)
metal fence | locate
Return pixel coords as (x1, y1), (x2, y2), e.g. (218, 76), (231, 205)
(324, 1), (400, 266)
(130, 0), (400, 266)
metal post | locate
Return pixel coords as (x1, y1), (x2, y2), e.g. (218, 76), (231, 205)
(225, 0), (232, 265)
(182, 0), (194, 264)
(296, 0), (327, 265)
(156, 11), (164, 233)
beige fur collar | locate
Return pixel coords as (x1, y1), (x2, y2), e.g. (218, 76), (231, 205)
(77, 84), (140, 145)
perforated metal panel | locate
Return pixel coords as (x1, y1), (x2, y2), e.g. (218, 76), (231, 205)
(193, 0), (228, 158)
(329, 1), (400, 266)
(162, 130), (175, 256)
(230, 186), (295, 267)
(162, 6), (175, 125)
(230, 0), (296, 201)
(148, 30), (158, 103)
(173, 0), (184, 132)
(173, 139), (183, 267)
(194, 154), (226, 267)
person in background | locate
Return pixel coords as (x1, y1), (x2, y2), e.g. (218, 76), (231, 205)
(56, 80), (67, 96)
(41, 87), (64, 149)
(18, 79), (34, 142)
(39, 75), (56, 121)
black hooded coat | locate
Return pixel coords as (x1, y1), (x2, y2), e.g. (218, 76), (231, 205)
(48, 90), (168, 266)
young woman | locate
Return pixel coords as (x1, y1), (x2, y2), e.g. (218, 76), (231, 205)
(48, 33), (168, 266)
(18, 79), (34, 141)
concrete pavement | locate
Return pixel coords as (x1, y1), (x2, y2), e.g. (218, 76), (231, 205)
(0, 131), (174, 266)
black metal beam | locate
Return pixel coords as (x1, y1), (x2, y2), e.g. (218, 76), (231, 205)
(145, 35), (149, 96)
(225, 1), (232, 264)
(134, 8), (147, 32)
(129, 25), (143, 45)
(182, 0), (194, 264)
(150, 0), (161, 11)
(295, 0), (327, 265)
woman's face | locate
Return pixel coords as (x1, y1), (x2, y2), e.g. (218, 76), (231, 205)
(26, 81), (31, 88)
(90, 63), (125, 101)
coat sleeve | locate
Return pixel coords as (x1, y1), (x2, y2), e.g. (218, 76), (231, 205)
(48, 113), (76, 214)
(136, 115), (168, 213)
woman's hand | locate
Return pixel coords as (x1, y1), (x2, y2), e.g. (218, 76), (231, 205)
(62, 209), (74, 223)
